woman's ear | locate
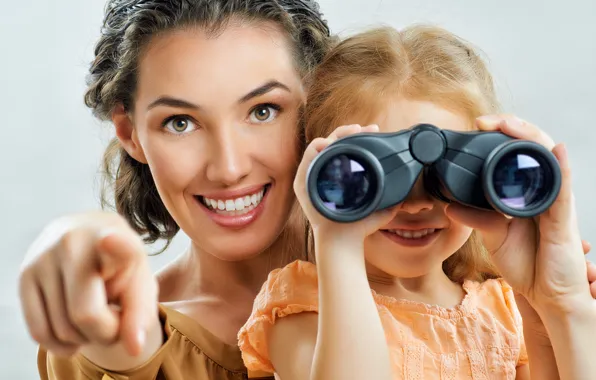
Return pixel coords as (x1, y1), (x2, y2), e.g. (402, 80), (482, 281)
(112, 104), (148, 164)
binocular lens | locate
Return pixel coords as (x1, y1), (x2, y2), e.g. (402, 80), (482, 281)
(308, 129), (561, 221)
(316, 154), (374, 211)
(491, 152), (548, 210)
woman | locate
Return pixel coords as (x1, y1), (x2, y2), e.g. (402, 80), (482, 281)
(20, 0), (332, 378)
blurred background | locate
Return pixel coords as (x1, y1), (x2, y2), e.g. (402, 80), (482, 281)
(1, 0), (594, 377)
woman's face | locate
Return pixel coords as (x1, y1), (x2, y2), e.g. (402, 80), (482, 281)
(123, 22), (305, 260)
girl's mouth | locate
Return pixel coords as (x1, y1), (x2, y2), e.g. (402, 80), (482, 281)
(380, 228), (442, 247)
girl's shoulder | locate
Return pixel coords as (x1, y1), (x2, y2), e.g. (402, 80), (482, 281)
(465, 277), (524, 329)
(253, 260), (319, 306)
(468, 277), (519, 309)
(238, 260), (319, 373)
(246, 259), (320, 322)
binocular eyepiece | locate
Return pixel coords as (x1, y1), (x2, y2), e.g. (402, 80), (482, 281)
(306, 124), (561, 223)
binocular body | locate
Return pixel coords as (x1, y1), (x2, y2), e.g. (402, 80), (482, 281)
(306, 124), (561, 223)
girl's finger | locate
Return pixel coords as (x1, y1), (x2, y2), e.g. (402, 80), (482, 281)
(328, 124), (362, 141)
(364, 206), (399, 235)
(361, 124), (380, 133)
(445, 203), (511, 254)
(294, 138), (329, 198)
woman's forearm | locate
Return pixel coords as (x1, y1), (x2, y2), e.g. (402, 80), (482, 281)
(311, 235), (392, 380)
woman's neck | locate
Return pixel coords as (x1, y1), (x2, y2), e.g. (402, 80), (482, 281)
(366, 264), (465, 309)
(178, 206), (305, 304)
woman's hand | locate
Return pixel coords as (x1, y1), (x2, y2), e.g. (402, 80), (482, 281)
(18, 211), (159, 359)
(293, 124), (398, 249)
(446, 115), (592, 314)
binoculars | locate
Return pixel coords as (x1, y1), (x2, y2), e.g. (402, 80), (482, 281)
(306, 124), (561, 223)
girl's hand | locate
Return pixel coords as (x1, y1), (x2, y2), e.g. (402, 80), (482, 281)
(446, 115), (592, 314)
(518, 242), (596, 336)
(293, 124), (398, 247)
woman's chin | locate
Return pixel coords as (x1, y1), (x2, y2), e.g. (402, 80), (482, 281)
(192, 235), (279, 262)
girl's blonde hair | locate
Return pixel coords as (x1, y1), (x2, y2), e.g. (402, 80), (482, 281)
(303, 25), (501, 283)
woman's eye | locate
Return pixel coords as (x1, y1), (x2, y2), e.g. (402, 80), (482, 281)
(163, 116), (197, 134)
(249, 104), (280, 123)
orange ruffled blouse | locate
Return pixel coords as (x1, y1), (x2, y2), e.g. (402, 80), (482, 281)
(238, 260), (528, 379)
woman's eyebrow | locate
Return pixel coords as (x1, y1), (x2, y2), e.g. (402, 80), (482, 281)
(238, 80), (291, 104)
(147, 97), (200, 111)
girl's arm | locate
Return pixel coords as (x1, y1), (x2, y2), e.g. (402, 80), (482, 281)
(268, 236), (392, 380)
(537, 300), (596, 380)
(267, 124), (395, 380)
(514, 294), (557, 380)
(516, 249), (596, 380)
(515, 300), (596, 380)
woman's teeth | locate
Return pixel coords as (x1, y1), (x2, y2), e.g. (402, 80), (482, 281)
(389, 228), (436, 239)
(201, 187), (266, 215)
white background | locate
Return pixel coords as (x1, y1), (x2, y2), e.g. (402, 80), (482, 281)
(0, 0), (594, 377)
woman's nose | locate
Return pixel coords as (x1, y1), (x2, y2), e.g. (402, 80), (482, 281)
(205, 131), (252, 186)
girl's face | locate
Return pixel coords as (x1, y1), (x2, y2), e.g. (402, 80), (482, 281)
(120, 23), (305, 260)
(362, 98), (474, 279)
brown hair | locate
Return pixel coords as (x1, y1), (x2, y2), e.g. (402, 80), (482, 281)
(303, 25), (500, 282)
(87, 0), (334, 249)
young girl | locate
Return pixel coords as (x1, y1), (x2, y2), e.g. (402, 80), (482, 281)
(237, 26), (596, 379)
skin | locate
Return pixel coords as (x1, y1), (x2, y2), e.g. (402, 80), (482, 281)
(268, 99), (596, 380)
(19, 22), (306, 372)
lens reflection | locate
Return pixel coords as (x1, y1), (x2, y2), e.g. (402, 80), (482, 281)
(492, 152), (547, 209)
(316, 154), (373, 211)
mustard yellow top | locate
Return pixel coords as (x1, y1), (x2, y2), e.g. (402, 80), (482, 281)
(238, 260), (529, 379)
(38, 305), (274, 380)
